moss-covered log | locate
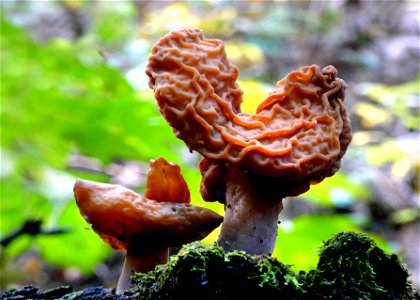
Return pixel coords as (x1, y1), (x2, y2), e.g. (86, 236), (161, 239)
(128, 232), (418, 300)
(0, 285), (132, 300)
(2, 232), (418, 300)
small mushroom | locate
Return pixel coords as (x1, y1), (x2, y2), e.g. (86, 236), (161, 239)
(146, 29), (352, 255)
(144, 157), (190, 204)
(73, 158), (223, 294)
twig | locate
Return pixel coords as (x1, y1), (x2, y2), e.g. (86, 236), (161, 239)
(0, 219), (71, 248)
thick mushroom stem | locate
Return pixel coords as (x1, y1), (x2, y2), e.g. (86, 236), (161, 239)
(216, 167), (283, 255)
(117, 241), (168, 293)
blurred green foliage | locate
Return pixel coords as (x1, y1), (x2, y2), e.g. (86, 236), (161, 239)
(360, 80), (419, 130)
(274, 215), (391, 271)
(0, 16), (183, 274)
(1, 0), (418, 289)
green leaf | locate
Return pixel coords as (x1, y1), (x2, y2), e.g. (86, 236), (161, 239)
(273, 215), (391, 272)
(299, 172), (371, 207)
(353, 102), (392, 128)
(89, 3), (136, 44)
(2, 235), (33, 258)
(365, 139), (416, 167)
(0, 176), (54, 235)
(36, 200), (112, 275)
(359, 80), (420, 130)
(273, 215), (359, 272)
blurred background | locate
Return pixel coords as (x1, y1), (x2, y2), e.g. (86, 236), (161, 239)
(1, 0), (419, 292)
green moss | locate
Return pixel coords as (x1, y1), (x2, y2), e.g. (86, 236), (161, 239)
(129, 242), (303, 300)
(304, 232), (418, 300)
(127, 232), (419, 300)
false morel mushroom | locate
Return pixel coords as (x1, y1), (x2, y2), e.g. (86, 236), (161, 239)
(146, 29), (352, 255)
(73, 157), (223, 294)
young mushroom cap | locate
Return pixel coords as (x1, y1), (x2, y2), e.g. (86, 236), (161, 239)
(73, 179), (223, 250)
(144, 157), (190, 204)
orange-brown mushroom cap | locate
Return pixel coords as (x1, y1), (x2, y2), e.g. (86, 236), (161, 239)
(146, 29), (352, 199)
(73, 179), (223, 251)
(144, 157), (190, 204)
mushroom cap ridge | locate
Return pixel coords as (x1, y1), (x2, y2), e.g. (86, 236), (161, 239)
(146, 29), (352, 191)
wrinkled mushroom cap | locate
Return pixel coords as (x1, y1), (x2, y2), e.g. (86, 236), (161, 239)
(73, 179), (223, 250)
(146, 29), (352, 200)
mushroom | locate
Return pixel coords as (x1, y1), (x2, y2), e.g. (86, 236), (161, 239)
(146, 29), (352, 255)
(73, 158), (223, 294)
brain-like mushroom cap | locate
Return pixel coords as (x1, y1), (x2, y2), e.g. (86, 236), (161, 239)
(146, 29), (352, 199)
(73, 179), (223, 250)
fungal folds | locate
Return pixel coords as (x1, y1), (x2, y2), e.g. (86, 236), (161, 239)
(146, 29), (352, 197)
